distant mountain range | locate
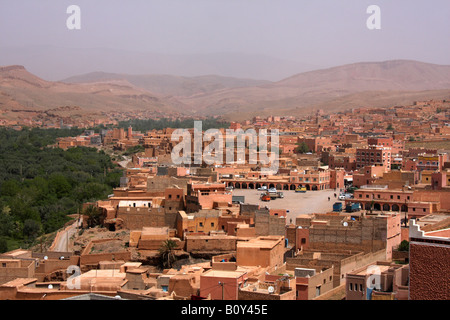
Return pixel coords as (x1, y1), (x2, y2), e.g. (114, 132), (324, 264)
(0, 65), (180, 120)
(1, 46), (315, 82)
(62, 72), (270, 98)
(177, 60), (450, 120)
(1, 60), (450, 122)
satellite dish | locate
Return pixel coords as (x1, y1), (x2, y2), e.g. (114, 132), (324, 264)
(343, 222), (348, 227)
(268, 286), (274, 294)
(44, 256), (48, 260)
(48, 284), (53, 289)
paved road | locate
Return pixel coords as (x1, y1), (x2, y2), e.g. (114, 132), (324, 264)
(52, 218), (82, 252)
(232, 189), (339, 223)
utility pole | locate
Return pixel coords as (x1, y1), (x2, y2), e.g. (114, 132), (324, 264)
(218, 281), (224, 300)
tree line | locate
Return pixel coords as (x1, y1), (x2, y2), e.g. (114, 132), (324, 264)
(0, 127), (123, 253)
(117, 117), (229, 132)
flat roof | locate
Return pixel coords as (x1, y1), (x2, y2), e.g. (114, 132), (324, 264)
(0, 278), (37, 287)
(355, 265), (390, 276)
(201, 269), (247, 278)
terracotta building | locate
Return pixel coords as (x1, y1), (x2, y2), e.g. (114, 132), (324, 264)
(409, 220), (450, 300)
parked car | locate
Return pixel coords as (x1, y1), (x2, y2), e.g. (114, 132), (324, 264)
(295, 187), (307, 193)
(258, 186), (268, 191)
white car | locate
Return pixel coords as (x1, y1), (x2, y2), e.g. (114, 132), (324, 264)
(258, 186), (268, 191)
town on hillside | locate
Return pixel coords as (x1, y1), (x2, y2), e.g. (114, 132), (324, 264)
(1, 99), (449, 301)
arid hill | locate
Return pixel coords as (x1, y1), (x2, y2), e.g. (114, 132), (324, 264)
(1, 60), (450, 122)
(62, 72), (270, 98)
(176, 60), (450, 120)
(0, 65), (182, 119)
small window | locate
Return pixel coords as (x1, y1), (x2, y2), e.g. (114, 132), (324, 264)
(211, 222), (215, 227)
(301, 238), (306, 244)
(199, 222), (203, 227)
(349, 283), (353, 291)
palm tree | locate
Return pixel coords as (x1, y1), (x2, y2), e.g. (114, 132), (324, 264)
(83, 205), (100, 228)
(158, 239), (178, 269)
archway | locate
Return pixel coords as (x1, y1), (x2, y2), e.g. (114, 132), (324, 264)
(383, 204), (390, 211)
(392, 204), (400, 212)
(242, 182), (247, 189)
(374, 203), (381, 211)
(269, 183), (275, 189)
(235, 182), (241, 189)
(283, 184), (289, 190)
(256, 183), (261, 189)
(365, 203), (371, 210)
(276, 184), (282, 190)
(306, 185), (311, 191)
(290, 184), (296, 190)
(227, 182), (234, 188)
(401, 205), (408, 212)
(248, 183), (255, 189)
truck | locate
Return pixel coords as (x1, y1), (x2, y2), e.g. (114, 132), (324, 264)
(269, 191), (284, 199)
(295, 187), (307, 193)
(346, 203), (361, 213)
(333, 202), (343, 212)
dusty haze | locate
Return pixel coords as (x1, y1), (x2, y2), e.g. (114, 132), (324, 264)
(0, 0), (449, 81)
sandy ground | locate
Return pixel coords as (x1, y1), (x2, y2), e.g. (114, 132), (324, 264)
(232, 189), (339, 223)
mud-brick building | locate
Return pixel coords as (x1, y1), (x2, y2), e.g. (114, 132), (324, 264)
(292, 212), (401, 260)
(409, 220), (450, 300)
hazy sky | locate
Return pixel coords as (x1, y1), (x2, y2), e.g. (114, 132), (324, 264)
(0, 0), (449, 80)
